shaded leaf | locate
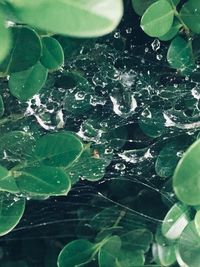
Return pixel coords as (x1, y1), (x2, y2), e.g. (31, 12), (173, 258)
(0, 26), (41, 74)
(167, 36), (194, 71)
(9, 62), (48, 101)
(180, 0), (200, 34)
(15, 165), (71, 196)
(0, 192), (25, 236)
(33, 132), (83, 167)
(40, 37), (64, 70)
(57, 239), (95, 267)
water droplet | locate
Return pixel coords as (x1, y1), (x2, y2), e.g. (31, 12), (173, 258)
(110, 95), (137, 118)
(114, 31), (120, 38)
(105, 148), (113, 154)
(176, 151), (184, 157)
(151, 39), (160, 51)
(115, 163), (126, 170)
(156, 54), (163, 60)
(126, 27), (132, 34)
(75, 91), (86, 100)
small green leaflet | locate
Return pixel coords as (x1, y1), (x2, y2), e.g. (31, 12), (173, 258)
(9, 62), (48, 101)
(141, 0), (174, 37)
(40, 37), (64, 70)
(0, 192), (25, 236)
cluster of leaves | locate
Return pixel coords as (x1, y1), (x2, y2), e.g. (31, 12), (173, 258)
(0, 0), (200, 267)
(132, 0), (200, 75)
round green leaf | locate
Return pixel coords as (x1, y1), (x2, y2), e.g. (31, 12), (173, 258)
(98, 236), (121, 267)
(90, 207), (121, 232)
(162, 203), (190, 240)
(15, 165), (71, 196)
(9, 62), (48, 101)
(180, 0), (200, 34)
(118, 250), (145, 267)
(159, 19), (181, 41)
(57, 239), (95, 267)
(141, 0), (174, 37)
(121, 228), (153, 252)
(0, 165), (19, 193)
(155, 137), (189, 178)
(152, 242), (176, 266)
(131, 0), (157, 16)
(195, 210), (200, 236)
(67, 148), (108, 184)
(0, 192), (25, 236)
(153, 228), (176, 266)
(173, 138), (200, 205)
(178, 221), (200, 267)
(0, 131), (35, 165)
(40, 37), (64, 70)
(167, 36), (193, 71)
(8, 0), (123, 37)
(0, 95), (4, 117)
(63, 72), (94, 116)
(0, 9), (11, 63)
(139, 108), (165, 138)
(0, 26), (41, 74)
(34, 132), (83, 167)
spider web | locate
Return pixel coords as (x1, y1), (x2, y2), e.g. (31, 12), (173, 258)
(0, 24), (199, 266)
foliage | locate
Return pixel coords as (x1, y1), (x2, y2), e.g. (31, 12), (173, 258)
(0, 0), (199, 267)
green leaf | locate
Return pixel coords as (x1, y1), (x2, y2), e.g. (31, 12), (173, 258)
(0, 192), (25, 236)
(63, 72), (94, 116)
(90, 206), (121, 232)
(15, 165), (71, 196)
(102, 235), (122, 254)
(33, 132), (83, 167)
(7, 0), (123, 37)
(167, 36), (193, 71)
(67, 148), (108, 184)
(178, 221), (200, 267)
(194, 210), (200, 236)
(118, 250), (145, 266)
(0, 9), (11, 63)
(162, 203), (190, 240)
(0, 95), (4, 117)
(131, 0), (157, 16)
(57, 239), (95, 267)
(141, 0), (174, 37)
(0, 165), (19, 193)
(173, 138), (200, 205)
(98, 236), (121, 267)
(155, 137), (189, 178)
(159, 19), (181, 41)
(0, 26), (41, 74)
(121, 228), (153, 252)
(180, 0), (200, 34)
(9, 62), (48, 101)
(139, 108), (165, 138)
(40, 37), (64, 70)
(152, 242), (176, 266)
(0, 131), (35, 165)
